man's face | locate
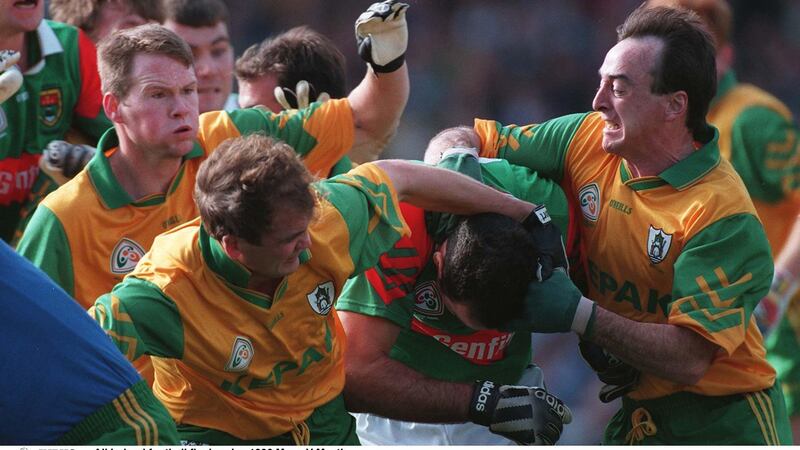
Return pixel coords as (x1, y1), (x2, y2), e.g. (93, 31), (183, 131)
(164, 20), (233, 113)
(109, 53), (198, 158)
(0, 0), (44, 36)
(89, 0), (150, 43)
(592, 37), (669, 159)
(232, 206), (314, 282)
(237, 73), (282, 112)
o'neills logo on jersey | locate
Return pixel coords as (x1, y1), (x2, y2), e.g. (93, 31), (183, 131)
(414, 281), (444, 316)
(225, 336), (254, 372)
(39, 88), (62, 127)
(412, 319), (514, 365)
(647, 225), (673, 264)
(110, 238), (146, 274)
(307, 281), (334, 315)
(578, 183), (600, 222)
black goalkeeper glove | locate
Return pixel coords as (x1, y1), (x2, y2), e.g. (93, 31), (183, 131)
(578, 339), (640, 403)
(355, 0), (409, 73)
(469, 378), (572, 445)
(522, 205), (569, 282)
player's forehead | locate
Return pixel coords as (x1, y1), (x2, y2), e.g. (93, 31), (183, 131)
(129, 53), (196, 88)
(163, 19), (230, 49)
(598, 37), (662, 83)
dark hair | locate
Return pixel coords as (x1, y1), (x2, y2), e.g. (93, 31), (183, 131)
(98, 23), (193, 98)
(163, 0), (228, 27)
(618, 5), (717, 142)
(235, 26), (347, 106)
(439, 213), (537, 329)
(194, 133), (316, 244)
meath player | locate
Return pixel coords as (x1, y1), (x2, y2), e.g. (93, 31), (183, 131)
(452, 5), (789, 444)
(89, 133), (543, 445)
(0, 240), (178, 445)
(338, 147), (576, 445)
(0, 0), (111, 242)
(18, 0), (408, 309)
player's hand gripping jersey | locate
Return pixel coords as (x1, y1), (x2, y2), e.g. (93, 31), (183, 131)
(90, 163), (409, 441)
(474, 112), (775, 400)
(0, 21), (110, 241)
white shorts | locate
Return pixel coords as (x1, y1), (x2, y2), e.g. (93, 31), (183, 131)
(353, 413), (515, 445)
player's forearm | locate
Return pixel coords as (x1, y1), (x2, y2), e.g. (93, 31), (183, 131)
(373, 159), (532, 222)
(588, 306), (719, 385)
(348, 63), (409, 150)
(343, 352), (473, 423)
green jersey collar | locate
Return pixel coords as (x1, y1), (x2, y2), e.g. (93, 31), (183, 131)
(88, 128), (204, 209)
(620, 128), (721, 191)
(198, 222), (311, 307)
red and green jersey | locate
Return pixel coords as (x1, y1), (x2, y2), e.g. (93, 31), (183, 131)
(17, 100), (354, 309)
(709, 70), (800, 254)
(90, 163), (409, 440)
(475, 112), (775, 400)
(336, 154), (573, 384)
(0, 20), (110, 240)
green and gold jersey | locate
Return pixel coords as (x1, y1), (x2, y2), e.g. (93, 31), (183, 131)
(17, 99), (354, 308)
(475, 112), (775, 400)
(90, 163), (409, 440)
(709, 70), (800, 254)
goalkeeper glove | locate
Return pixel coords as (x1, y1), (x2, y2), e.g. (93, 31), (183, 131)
(755, 269), (798, 336)
(355, 0), (409, 73)
(39, 140), (96, 186)
(578, 339), (639, 402)
(0, 50), (23, 104)
(520, 269), (596, 335)
(522, 205), (569, 282)
(469, 370), (572, 445)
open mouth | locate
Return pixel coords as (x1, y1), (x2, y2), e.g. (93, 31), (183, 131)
(13, 0), (38, 8)
(173, 125), (193, 134)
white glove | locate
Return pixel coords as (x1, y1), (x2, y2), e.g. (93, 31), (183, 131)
(0, 50), (23, 104)
(355, 0), (409, 73)
(273, 80), (331, 110)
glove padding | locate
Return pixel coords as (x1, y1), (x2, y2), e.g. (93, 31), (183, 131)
(522, 205), (569, 282)
(40, 140), (96, 185)
(469, 375), (572, 445)
(355, 0), (409, 73)
(754, 270), (798, 336)
(578, 340), (639, 403)
(273, 80), (331, 110)
(0, 50), (23, 104)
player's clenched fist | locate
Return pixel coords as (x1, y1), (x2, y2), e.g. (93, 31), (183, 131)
(468, 374), (572, 445)
(0, 50), (23, 104)
(355, 0), (409, 73)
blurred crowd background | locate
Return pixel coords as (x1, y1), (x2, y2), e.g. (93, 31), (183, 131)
(45, 0), (800, 444)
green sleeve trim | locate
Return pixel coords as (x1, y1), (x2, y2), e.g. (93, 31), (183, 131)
(16, 206), (75, 296)
(496, 112), (590, 182)
(229, 104), (325, 157)
(315, 172), (406, 274)
(336, 276), (413, 328)
(730, 106), (799, 201)
(97, 277), (185, 359)
(328, 156), (353, 177)
(672, 213), (772, 332)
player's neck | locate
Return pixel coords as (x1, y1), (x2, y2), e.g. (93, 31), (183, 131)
(109, 142), (183, 201)
(248, 275), (281, 297)
(625, 128), (695, 178)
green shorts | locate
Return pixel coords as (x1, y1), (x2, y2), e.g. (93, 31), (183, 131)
(766, 301), (800, 417)
(177, 393), (360, 445)
(604, 384), (792, 445)
(57, 380), (179, 445)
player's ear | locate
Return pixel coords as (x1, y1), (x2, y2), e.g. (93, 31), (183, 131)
(665, 90), (687, 122)
(432, 240), (447, 281)
(103, 92), (123, 124)
(221, 235), (243, 261)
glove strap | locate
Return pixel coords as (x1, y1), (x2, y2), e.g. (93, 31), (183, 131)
(370, 54), (405, 73)
(522, 205), (552, 229)
(468, 380), (500, 426)
(571, 297), (596, 336)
